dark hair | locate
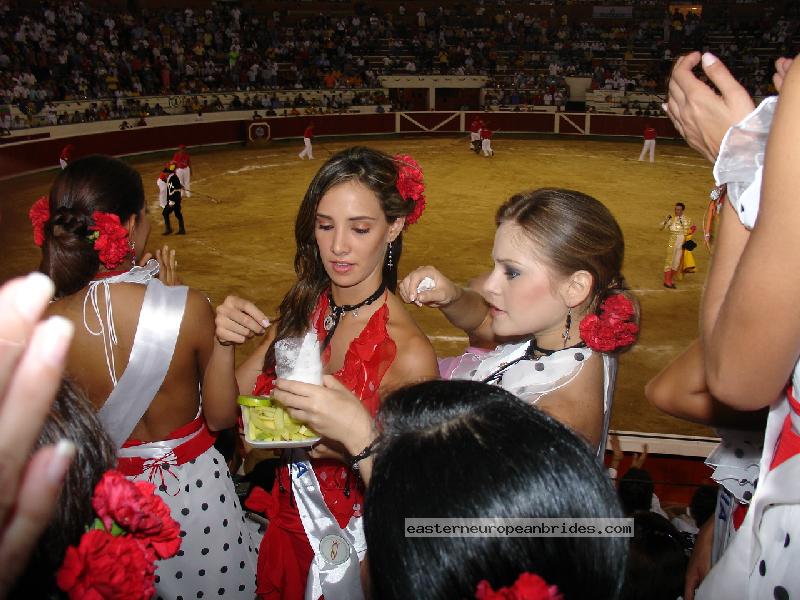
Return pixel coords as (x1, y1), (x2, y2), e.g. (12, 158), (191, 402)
(689, 485), (718, 529)
(265, 146), (417, 371)
(364, 380), (627, 600)
(675, 202), (685, 210)
(495, 188), (639, 331)
(621, 511), (688, 600)
(39, 155), (144, 298)
(618, 468), (654, 515)
(10, 378), (116, 599)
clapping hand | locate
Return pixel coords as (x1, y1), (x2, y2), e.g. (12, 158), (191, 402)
(664, 52), (755, 162)
(155, 245), (180, 286)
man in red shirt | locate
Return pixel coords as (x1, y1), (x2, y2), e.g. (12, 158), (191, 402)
(639, 125), (657, 162)
(299, 122), (314, 159)
(480, 126), (494, 157)
(469, 117), (484, 152)
(171, 144), (192, 197)
(59, 144), (76, 169)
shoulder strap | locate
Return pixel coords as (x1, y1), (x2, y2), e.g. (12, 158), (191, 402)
(97, 279), (189, 447)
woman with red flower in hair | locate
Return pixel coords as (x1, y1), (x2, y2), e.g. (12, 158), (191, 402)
(212, 146), (439, 599)
(33, 155), (257, 599)
(398, 188), (639, 458)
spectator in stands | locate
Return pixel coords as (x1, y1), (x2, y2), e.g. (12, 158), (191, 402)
(621, 512), (690, 600)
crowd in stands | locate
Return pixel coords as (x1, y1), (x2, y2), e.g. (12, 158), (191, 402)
(0, 0), (797, 127)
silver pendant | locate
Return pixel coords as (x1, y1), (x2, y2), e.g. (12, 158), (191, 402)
(323, 314), (336, 331)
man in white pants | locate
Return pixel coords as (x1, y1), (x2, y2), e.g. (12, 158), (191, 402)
(480, 126), (494, 157)
(639, 125), (657, 162)
(299, 122), (314, 159)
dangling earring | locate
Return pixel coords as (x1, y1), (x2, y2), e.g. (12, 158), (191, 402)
(562, 307), (572, 348)
(129, 239), (136, 267)
(386, 241), (393, 269)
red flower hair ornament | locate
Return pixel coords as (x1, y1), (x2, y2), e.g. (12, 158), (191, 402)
(579, 293), (639, 353)
(56, 470), (181, 600)
(88, 211), (131, 270)
(394, 153), (426, 227)
(29, 195), (50, 247)
(475, 572), (564, 600)
(30, 197), (131, 270)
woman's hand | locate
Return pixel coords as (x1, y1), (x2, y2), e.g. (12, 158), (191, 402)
(155, 245), (180, 286)
(215, 296), (270, 346)
(272, 375), (375, 456)
(0, 274), (76, 594)
(397, 266), (461, 308)
(664, 52), (755, 162)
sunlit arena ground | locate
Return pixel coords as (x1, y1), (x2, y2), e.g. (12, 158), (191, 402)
(1, 134), (714, 436)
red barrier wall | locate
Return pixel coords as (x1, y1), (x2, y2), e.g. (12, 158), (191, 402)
(0, 112), (680, 180)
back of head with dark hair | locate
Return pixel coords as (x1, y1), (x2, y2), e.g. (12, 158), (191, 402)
(690, 485), (718, 529)
(618, 468), (654, 515)
(39, 155), (144, 298)
(10, 378), (116, 599)
(365, 380), (627, 600)
(621, 511), (689, 600)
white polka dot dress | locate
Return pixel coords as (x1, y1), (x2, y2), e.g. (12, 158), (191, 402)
(127, 446), (258, 599)
(697, 97), (800, 599)
(444, 340), (617, 458)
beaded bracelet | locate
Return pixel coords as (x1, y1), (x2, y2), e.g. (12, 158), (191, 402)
(350, 443), (374, 474)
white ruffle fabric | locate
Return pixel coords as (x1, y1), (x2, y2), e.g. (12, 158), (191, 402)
(446, 340), (616, 458)
(713, 96), (777, 231)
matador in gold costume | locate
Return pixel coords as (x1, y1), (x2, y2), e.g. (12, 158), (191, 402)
(660, 202), (694, 289)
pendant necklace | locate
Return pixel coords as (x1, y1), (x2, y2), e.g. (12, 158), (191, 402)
(322, 281), (386, 350)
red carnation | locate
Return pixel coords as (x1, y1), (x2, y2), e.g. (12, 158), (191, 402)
(91, 470), (181, 559)
(137, 484), (182, 559)
(29, 196), (50, 247)
(89, 211), (130, 269)
(475, 573), (563, 600)
(600, 294), (635, 324)
(56, 530), (156, 600)
(394, 154), (426, 227)
(92, 470), (152, 532)
(579, 293), (639, 353)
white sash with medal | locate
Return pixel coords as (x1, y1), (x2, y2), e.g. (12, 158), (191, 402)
(289, 453), (366, 600)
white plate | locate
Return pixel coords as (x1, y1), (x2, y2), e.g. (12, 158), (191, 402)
(241, 405), (321, 449)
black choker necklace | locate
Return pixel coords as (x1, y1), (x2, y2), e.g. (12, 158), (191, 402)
(322, 281), (387, 350)
(481, 337), (586, 384)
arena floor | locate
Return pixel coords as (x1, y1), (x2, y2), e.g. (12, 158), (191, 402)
(1, 134), (714, 436)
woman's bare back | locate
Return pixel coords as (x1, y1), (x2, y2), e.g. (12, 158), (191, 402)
(48, 282), (215, 441)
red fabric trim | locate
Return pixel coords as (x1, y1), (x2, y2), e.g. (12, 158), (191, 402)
(787, 385), (800, 415)
(768, 386), (800, 471)
(732, 501), (748, 531)
(769, 413), (800, 471)
(117, 417), (216, 477)
(92, 268), (129, 280)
